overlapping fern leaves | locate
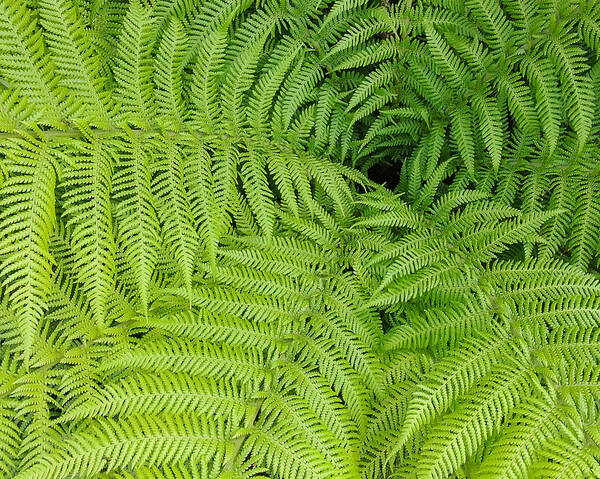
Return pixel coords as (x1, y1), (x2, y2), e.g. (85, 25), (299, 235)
(0, 0), (599, 478)
(314, 0), (600, 270)
(0, 0), (368, 360)
(359, 192), (600, 478)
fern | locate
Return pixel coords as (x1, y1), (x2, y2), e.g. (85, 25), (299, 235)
(1, 0), (600, 478)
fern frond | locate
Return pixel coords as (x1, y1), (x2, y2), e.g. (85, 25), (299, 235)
(389, 332), (512, 457)
(113, 134), (159, 314)
(416, 362), (535, 479)
(37, 0), (111, 126)
(0, 0), (66, 126)
(151, 138), (198, 294)
(16, 414), (232, 479)
(191, 29), (227, 133)
(113, 0), (156, 128)
(0, 137), (56, 362)
(543, 30), (595, 150)
(153, 17), (187, 130)
(62, 138), (116, 323)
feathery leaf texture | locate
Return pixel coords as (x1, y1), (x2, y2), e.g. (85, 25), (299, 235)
(0, 0), (599, 478)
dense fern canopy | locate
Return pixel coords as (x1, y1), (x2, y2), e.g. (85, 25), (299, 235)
(0, 0), (599, 478)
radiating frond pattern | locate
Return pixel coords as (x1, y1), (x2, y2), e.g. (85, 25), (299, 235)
(0, 0), (599, 478)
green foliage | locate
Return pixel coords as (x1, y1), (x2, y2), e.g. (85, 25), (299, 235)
(0, 0), (599, 478)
